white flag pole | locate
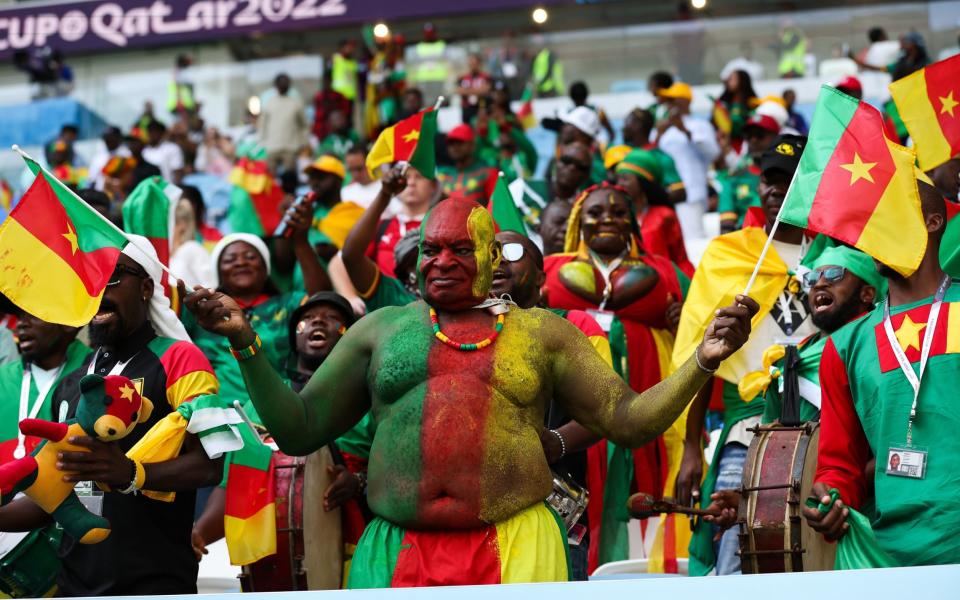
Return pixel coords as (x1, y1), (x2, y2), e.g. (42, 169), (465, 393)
(11, 144), (184, 282)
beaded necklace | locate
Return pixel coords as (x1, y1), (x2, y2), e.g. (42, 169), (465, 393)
(429, 307), (505, 351)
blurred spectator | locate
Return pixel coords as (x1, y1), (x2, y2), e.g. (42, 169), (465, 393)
(89, 126), (132, 191)
(195, 127), (234, 176)
(487, 30), (528, 99)
(167, 54), (196, 117)
(367, 167), (436, 278)
(647, 71), (674, 122)
(259, 73), (308, 175)
(531, 43), (564, 98)
(100, 157), (137, 206)
(133, 101), (156, 135)
(721, 42), (764, 83)
(170, 193), (215, 288)
(853, 31), (930, 81)
(142, 120), (185, 184)
(548, 142), (594, 204)
(776, 24), (808, 78)
(782, 89), (808, 135)
(13, 46), (71, 99)
(44, 124), (78, 166)
(313, 69), (352, 140)
(318, 110), (359, 160)
(569, 81), (614, 143)
(365, 33), (407, 136)
(457, 53), (493, 124)
(538, 199), (573, 256)
(341, 147), (382, 209)
(398, 88), (425, 121)
(555, 106), (605, 183)
(409, 23), (452, 104)
(860, 27), (902, 68)
(474, 81), (538, 180)
(331, 39), (359, 109)
(653, 82), (720, 239)
(123, 130), (162, 191)
(437, 124), (498, 206)
(930, 158), (960, 202)
(715, 69), (759, 151)
(621, 108), (686, 205)
(78, 189), (119, 227)
(48, 140), (85, 189)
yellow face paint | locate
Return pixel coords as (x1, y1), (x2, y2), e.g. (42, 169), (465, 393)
(467, 206), (500, 299)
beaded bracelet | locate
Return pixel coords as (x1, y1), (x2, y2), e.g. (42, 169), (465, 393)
(549, 429), (567, 459)
(230, 334), (263, 361)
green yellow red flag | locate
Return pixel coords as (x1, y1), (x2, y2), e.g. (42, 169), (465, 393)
(222, 421), (276, 566)
(365, 108), (438, 179)
(779, 85), (926, 277)
(888, 54), (960, 171)
(0, 154), (128, 327)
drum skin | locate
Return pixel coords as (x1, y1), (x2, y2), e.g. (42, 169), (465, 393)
(0, 526), (62, 598)
(241, 446), (342, 591)
(738, 423), (836, 573)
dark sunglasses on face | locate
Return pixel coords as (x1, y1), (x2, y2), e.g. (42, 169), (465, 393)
(501, 243), (525, 262)
(802, 266), (845, 289)
(560, 155), (591, 172)
(107, 263), (149, 287)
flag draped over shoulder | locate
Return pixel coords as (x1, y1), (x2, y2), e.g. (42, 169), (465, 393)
(0, 156), (127, 326)
(366, 108), (438, 179)
(223, 422), (276, 566)
(489, 174), (526, 234)
(889, 54), (960, 171)
(779, 85), (926, 277)
(122, 177), (180, 267)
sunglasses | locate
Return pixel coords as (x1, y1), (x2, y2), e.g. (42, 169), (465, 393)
(560, 155), (591, 172)
(801, 266), (846, 289)
(106, 263), (149, 287)
(502, 243), (525, 262)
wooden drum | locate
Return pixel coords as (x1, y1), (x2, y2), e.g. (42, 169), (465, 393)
(738, 422), (835, 573)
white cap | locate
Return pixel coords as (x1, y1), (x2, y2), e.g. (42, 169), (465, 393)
(753, 101), (789, 128)
(559, 106), (601, 140)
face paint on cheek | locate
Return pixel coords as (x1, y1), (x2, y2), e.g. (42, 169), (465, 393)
(296, 321), (306, 335)
(338, 325), (347, 335)
(467, 206), (499, 299)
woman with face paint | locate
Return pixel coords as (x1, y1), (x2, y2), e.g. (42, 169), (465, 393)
(542, 182), (693, 571)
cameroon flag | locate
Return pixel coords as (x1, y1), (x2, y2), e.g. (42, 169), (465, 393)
(0, 157), (127, 327)
(889, 54), (960, 171)
(366, 108), (437, 179)
(122, 177), (180, 267)
(780, 85), (926, 277)
(223, 421), (276, 566)
(489, 173), (526, 235)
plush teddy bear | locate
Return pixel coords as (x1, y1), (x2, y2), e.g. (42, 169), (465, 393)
(0, 374), (153, 544)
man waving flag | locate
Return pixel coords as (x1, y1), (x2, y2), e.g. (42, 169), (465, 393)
(778, 86), (926, 276)
(0, 150), (129, 326)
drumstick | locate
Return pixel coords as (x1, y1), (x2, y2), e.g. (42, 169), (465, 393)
(627, 493), (722, 519)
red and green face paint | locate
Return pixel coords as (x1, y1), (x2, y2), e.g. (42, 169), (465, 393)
(417, 199), (501, 311)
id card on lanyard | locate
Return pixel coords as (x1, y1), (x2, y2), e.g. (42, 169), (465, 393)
(13, 363), (64, 459)
(880, 275), (950, 480)
(75, 350), (138, 515)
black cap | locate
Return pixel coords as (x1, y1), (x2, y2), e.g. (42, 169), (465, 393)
(760, 134), (807, 177)
(288, 292), (358, 349)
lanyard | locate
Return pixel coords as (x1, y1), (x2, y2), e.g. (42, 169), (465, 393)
(881, 275), (951, 445)
(14, 363), (64, 459)
(588, 249), (626, 311)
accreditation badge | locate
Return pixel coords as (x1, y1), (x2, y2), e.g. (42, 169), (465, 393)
(885, 446), (927, 479)
(75, 481), (104, 516)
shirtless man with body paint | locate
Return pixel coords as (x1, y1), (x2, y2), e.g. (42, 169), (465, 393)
(183, 197), (759, 588)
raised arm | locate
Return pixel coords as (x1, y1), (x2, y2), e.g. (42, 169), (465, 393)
(553, 296), (758, 448)
(181, 283), (374, 456)
(342, 166), (407, 294)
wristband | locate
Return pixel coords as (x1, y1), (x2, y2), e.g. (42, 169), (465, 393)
(230, 334), (262, 361)
(119, 459), (146, 495)
(354, 471), (368, 495)
(695, 344), (718, 374)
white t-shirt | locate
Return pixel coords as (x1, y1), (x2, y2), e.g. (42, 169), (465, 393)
(341, 180), (382, 209)
(655, 116), (720, 206)
(142, 141), (185, 182)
